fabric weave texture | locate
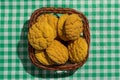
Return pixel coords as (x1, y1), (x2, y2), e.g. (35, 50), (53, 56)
(0, 0), (120, 80)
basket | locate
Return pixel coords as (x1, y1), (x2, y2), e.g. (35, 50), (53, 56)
(28, 7), (90, 70)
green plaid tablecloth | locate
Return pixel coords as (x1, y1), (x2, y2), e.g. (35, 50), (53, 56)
(0, 0), (120, 80)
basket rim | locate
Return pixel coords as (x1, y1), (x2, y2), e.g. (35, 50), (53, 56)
(28, 7), (90, 70)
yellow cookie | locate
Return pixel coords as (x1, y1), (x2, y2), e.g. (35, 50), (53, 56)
(37, 14), (58, 38)
(68, 37), (88, 63)
(35, 50), (55, 65)
(65, 14), (83, 40)
(58, 14), (83, 41)
(46, 40), (68, 64)
(28, 16), (55, 50)
(58, 14), (69, 41)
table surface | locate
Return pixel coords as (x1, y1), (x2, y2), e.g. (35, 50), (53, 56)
(0, 0), (120, 80)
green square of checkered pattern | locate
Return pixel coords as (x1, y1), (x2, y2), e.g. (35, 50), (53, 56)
(0, 0), (120, 80)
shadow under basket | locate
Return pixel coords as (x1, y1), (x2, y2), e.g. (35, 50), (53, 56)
(28, 7), (90, 70)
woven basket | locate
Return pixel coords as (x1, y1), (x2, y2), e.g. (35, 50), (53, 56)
(28, 7), (90, 70)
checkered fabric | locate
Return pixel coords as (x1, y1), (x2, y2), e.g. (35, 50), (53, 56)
(0, 0), (120, 80)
